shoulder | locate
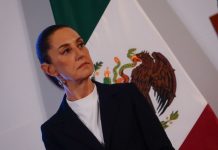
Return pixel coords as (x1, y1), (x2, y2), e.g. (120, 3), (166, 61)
(93, 80), (136, 91)
(94, 80), (140, 101)
(41, 108), (63, 132)
(105, 82), (139, 95)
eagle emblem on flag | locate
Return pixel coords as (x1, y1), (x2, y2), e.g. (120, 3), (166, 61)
(92, 48), (179, 128)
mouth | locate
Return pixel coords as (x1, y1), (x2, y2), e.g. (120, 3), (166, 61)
(77, 62), (90, 70)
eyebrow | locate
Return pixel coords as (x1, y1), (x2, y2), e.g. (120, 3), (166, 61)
(76, 37), (83, 43)
(57, 37), (83, 50)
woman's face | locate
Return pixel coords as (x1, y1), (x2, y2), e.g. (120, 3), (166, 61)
(47, 27), (94, 82)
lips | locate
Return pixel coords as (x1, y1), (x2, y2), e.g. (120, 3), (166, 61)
(77, 62), (90, 69)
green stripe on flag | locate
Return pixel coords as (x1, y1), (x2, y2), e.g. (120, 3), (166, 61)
(49, 0), (110, 43)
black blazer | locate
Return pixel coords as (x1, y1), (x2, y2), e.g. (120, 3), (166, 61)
(41, 81), (174, 150)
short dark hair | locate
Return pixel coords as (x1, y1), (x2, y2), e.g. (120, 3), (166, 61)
(36, 24), (72, 64)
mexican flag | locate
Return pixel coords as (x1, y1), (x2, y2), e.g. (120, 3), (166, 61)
(49, 0), (218, 149)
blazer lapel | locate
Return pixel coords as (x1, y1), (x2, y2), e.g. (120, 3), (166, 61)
(95, 82), (121, 149)
(57, 96), (104, 150)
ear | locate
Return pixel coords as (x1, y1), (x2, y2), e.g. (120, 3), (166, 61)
(41, 63), (58, 77)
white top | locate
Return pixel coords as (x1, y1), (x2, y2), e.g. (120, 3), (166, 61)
(66, 85), (104, 144)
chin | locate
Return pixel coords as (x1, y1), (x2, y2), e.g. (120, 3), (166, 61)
(80, 70), (93, 80)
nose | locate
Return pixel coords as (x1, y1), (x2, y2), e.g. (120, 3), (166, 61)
(74, 47), (84, 61)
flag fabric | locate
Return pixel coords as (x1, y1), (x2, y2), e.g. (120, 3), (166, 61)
(50, 0), (110, 43)
(49, 0), (218, 149)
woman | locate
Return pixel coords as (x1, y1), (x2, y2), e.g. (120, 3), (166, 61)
(36, 25), (174, 150)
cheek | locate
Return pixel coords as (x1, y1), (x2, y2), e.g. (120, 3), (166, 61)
(57, 54), (76, 65)
(57, 65), (77, 80)
(55, 59), (76, 74)
(86, 52), (93, 62)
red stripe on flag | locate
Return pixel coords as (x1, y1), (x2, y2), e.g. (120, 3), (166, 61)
(180, 105), (218, 150)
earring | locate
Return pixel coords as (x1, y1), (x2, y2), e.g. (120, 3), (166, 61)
(57, 76), (66, 87)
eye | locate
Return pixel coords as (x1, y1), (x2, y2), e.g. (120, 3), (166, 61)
(77, 42), (85, 49)
(61, 48), (71, 55)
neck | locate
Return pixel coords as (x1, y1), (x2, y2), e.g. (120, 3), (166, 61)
(64, 78), (94, 101)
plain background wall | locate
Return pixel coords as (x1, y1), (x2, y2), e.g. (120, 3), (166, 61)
(167, 0), (218, 71)
(0, 0), (62, 149)
(0, 0), (217, 149)
(0, 0), (45, 149)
